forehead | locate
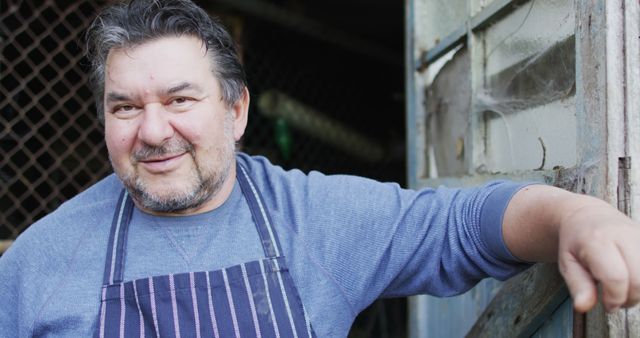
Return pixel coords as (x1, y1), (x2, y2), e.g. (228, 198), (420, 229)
(104, 36), (215, 90)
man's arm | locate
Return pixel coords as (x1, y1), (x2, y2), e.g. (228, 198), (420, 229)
(503, 185), (640, 312)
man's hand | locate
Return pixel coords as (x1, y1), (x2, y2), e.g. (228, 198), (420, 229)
(502, 185), (640, 313)
(557, 202), (640, 312)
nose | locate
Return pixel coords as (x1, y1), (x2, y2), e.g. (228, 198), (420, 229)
(137, 103), (174, 146)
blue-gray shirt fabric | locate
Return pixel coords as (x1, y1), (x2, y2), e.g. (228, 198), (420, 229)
(0, 153), (530, 337)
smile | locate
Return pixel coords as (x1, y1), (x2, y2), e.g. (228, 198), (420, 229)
(138, 152), (188, 173)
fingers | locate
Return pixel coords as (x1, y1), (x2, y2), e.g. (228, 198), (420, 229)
(562, 231), (639, 312)
(619, 235), (640, 308)
(590, 244), (629, 312)
(556, 196), (640, 312)
(559, 253), (597, 312)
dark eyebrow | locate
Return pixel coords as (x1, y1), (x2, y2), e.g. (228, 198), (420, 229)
(167, 82), (203, 94)
(104, 83), (203, 105)
(106, 92), (132, 104)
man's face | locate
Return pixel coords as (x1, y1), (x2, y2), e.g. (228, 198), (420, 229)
(103, 36), (247, 214)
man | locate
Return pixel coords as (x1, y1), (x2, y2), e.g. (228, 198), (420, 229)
(0, 0), (638, 337)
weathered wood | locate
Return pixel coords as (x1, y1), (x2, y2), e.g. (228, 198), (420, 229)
(585, 303), (607, 338)
(534, 299), (573, 337)
(575, 0), (608, 198)
(624, 0), (640, 334)
(415, 166), (592, 191)
(573, 311), (585, 338)
(629, 308), (640, 337)
(576, 0), (640, 336)
(425, 47), (470, 177)
(575, 1), (610, 336)
(626, 0), (640, 223)
(465, 263), (568, 338)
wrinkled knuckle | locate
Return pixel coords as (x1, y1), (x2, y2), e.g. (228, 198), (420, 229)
(602, 273), (629, 299)
(629, 280), (640, 301)
(576, 247), (596, 264)
(604, 272), (628, 287)
(630, 278), (640, 291)
(589, 227), (611, 243)
(605, 298), (625, 310)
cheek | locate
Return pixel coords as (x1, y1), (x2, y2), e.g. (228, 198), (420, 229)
(171, 115), (211, 145)
(105, 121), (136, 159)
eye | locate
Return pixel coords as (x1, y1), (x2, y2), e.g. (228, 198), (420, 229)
(167, 97), (196, 111)
(113, 104), (139, 116)
(170, 97), (191, 105)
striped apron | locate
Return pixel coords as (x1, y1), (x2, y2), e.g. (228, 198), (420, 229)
(95, 164), (316, 338)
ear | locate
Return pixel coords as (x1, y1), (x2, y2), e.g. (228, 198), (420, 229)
(231, 87), (250, 141)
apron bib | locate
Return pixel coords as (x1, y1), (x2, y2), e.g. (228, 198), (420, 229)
(95, 164), (316, 338)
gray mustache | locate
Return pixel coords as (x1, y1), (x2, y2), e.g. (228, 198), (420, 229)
(133, 139), (194, 162)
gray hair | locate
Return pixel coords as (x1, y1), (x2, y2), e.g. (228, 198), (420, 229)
(85, 0), (247, 122)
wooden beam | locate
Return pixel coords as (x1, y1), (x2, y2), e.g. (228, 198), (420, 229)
(466, 263), (569, 337)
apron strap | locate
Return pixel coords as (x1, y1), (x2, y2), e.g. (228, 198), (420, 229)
(236, 163), (283, 258)
(101, 161), (283, 285)
(102, 190), (134, 285)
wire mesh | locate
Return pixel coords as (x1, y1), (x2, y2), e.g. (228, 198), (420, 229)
(1, 0), (110, 239)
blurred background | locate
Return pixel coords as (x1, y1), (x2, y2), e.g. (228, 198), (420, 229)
(1, 0), (407, 336)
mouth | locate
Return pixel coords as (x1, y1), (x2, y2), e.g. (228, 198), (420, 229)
(137, 152), (188, 173)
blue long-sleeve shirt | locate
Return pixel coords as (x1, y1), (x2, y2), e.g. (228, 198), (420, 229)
(0, 153), (530, 337)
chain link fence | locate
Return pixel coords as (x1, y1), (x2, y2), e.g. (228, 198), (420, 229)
(1, 0), (110, 240)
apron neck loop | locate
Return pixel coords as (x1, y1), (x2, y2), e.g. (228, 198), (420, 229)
(236, 163), (283, 258)
(102, 190), (134, 285)
(101, 160), (284, 286)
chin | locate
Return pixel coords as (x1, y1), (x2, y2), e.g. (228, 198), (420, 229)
(146, 181), (196, 198)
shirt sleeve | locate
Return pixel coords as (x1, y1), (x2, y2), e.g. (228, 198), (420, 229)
(239, 154), (534, 314)
(0, 245), (21, 337)
(479, 181), (535, 263)
(0, 229), (42, 337)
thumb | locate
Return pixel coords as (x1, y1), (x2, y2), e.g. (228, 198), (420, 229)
(559, 254), (597, 312)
